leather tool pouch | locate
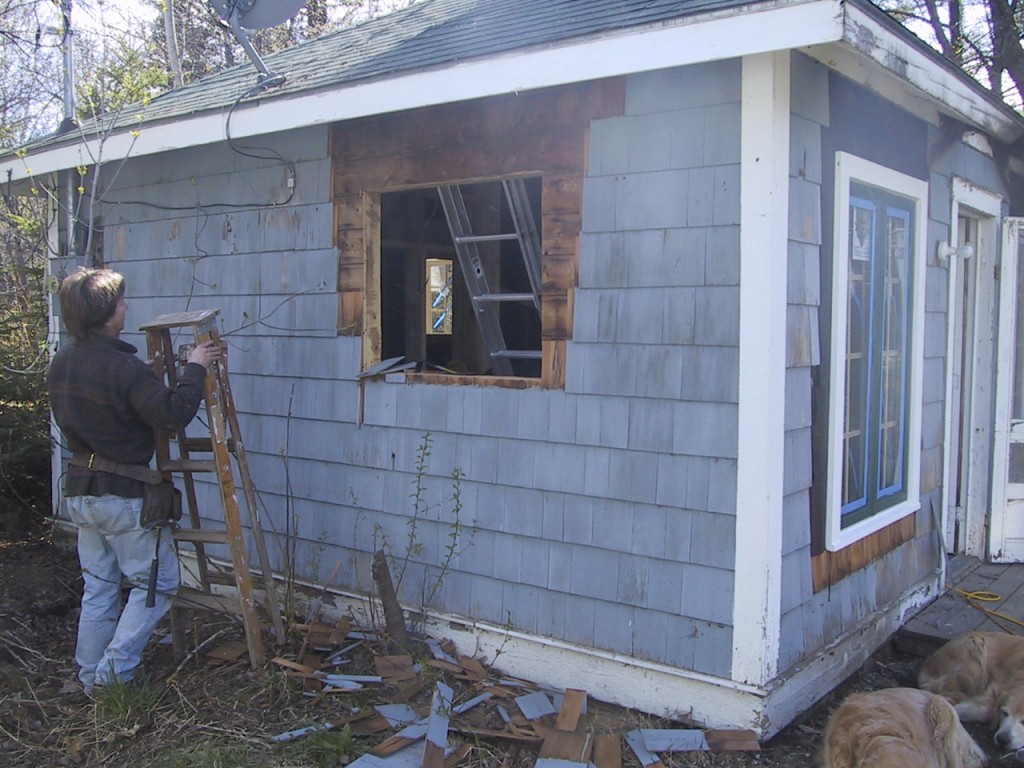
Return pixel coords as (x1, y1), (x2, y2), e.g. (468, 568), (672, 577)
(141, 481), (182, 529)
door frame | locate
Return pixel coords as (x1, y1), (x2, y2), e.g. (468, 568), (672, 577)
(989, 216), (1024, 561)
(941, 178), (1002, 558)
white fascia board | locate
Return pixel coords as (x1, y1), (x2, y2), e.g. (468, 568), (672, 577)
(1, 0), (845, 183)
(829, 3), (1023, 143)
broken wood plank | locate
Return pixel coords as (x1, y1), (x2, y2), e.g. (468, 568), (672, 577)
(375, 704), (420, 727)
(593, 733), (621, 768)
(448, 725), (543, 744)
(624, 730), (664, 768)
(554, 689), (587, 732)
(457, 655), (487, 680)
(536, 761), (589, 768)
(376, 654), (417, 681)
(371, 721), (430, 757)
(539, 715), (591, 762)
(639, 729), (708, 752)
(704, 729), (761, 752)
(423, 682), (453, 768)
(443, 743), (473, 768)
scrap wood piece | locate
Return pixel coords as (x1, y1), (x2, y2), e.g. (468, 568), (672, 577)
(393, 675), (428, 703)
(639, 729), (708, 752)
(704, 729), (761, 752)
(372, 550), (411, 652)
(539, 715), (591, 762)
(448, 724), (543, 744)
(428, 659), (465, 675)
(376, 704), (421, 728)
(516, 691), (558, 721)
(624, 730), (664, 768)
(204, 639), (248, 665)
(554, 690), (587, 732)
(426, 638), (459, 665)
(423, 682), (454, 768)
(350, 741), (433, 768)
(271, 709), (374, 743)
(349, 715), (394, 735)
(272, 656), (317, 675)
(536, 760), (590, 768)
(592, 733), (621, 768)
(371, 720), (430, 757)
(377, 654), (417, 681)
(443, 743), (473, 768)
(457, 655), (487, 680)
(330, 615), (354, 644)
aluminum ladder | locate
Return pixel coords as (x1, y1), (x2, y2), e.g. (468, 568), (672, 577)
(139, 309), (284, 667)
(436, 178), (542, 375)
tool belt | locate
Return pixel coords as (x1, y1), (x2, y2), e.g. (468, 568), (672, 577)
(69, 452), (181, 528)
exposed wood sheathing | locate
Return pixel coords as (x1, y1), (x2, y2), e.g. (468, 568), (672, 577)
(331, 80), (625, 388)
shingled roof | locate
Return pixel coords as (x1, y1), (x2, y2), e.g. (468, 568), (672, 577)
(7, 0), (1024, 168)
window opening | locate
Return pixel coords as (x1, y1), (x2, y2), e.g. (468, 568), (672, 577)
(380, 177), (542, 377)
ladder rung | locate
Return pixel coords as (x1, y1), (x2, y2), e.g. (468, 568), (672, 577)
(494, 350), (542, 360)
(179, 437), (236, 452)
(173, 529), (230, 544)
(160, 458), (218, 473)
(455, 233), (519, 244)
(476, 293), (536, 304)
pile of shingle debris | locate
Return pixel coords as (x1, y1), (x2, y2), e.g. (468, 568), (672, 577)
(256, 615), (760, 768)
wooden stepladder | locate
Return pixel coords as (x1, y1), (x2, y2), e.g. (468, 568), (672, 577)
(139, 309), (284, 667)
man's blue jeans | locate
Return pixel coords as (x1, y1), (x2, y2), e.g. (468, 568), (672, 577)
(66, 494), (179, 690)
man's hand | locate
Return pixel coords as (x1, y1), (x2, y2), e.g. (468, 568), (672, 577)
(187, 340), (225, 370)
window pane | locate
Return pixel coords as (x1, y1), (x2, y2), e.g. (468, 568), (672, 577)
(842, 201), (874, 512)
(426, 259), (453, 335)
(877, 209), (909, 496)
(841, 184), (915, 528)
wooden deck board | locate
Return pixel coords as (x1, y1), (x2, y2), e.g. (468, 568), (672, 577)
(896, 557), (1024, 655)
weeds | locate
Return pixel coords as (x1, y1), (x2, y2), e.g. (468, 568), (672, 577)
(375, 432), (475, 629)
(92, 676), (165, 733)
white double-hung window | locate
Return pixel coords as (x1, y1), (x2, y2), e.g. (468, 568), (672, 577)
(825, 153), (927, 551)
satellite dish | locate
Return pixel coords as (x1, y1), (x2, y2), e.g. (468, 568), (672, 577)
(208, 0), (306, 91)
(209, 0), (305, 31)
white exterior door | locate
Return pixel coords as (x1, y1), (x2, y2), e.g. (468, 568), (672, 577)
(989, 217), (1024, 561)
(942, 180), (1002, 559)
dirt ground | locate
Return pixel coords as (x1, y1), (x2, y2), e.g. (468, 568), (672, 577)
(0, 524), (1016, 768)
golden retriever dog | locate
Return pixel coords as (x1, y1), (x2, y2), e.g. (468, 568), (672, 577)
(820, 687), (987, 768)
(918, 631), (1024, 751)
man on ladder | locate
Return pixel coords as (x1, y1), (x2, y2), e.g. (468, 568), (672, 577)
(48, 267), (222, 694)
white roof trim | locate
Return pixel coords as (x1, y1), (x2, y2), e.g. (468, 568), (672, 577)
(2, 0), (1018, 184)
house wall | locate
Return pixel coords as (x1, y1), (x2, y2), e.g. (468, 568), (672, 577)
(774, 57), (1012, 674)
(54, 52), (1013, 691)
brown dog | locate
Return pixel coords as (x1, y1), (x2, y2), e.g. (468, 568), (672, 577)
(820, 687), (988, 767)
(919, 631), (1024, 751)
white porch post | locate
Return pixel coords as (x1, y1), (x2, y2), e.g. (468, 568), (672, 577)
(733, 51), (790, 686)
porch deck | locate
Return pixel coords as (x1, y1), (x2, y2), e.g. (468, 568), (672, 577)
(895, 556), (1024, 657)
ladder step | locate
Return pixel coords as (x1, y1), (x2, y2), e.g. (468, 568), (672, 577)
(179, 436), (237, 452)
(160, 458), (218, 473)
(494, 350), (542, 360)
(454, 233), (519, 244)
(173, 528), (230, 544)
(475, 293), (536, 304)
